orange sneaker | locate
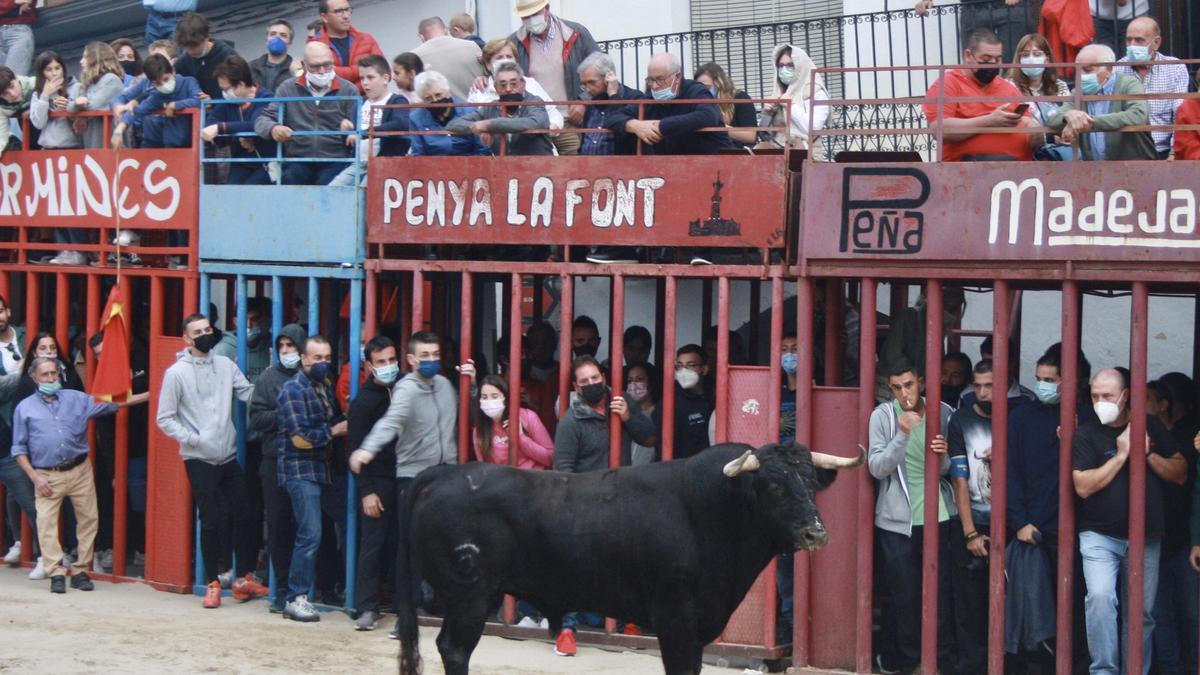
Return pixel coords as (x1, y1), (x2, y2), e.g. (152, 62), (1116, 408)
(203, 580), (221, 609)
(554, 629), (577, 657)
(622, 623), (642, 636)
(232, 574), (269, 601)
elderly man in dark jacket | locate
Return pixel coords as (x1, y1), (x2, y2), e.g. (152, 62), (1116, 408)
(447, 61), (552, 156)
(610, 52), (732, 156)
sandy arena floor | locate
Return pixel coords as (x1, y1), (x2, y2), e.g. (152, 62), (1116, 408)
(0, 566), (746, 674)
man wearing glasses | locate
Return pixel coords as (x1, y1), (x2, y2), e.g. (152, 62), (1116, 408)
(308, 0), (383, 93)
(922, 28), (1039, 162)
(255, 41), (357, 185)
(672, 344), (714, 460)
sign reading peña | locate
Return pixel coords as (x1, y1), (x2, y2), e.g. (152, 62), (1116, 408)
(366, 155), (786, 248)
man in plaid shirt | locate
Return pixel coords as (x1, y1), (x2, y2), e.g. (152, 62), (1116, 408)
(276, 334), (347, 623)
(1115, 16), (1190, 158)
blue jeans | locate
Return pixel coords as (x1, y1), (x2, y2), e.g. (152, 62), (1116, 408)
(0, 455), (39, 555)
(1152, 546), (1198, 675)
(0, 24), (34, 76)
(282, 161), (349, 186)
(285, 478), (324, 602)
(144, 11), (181, 46)
(562, 611), (605, 632)
(1080, 530), (1161, 675)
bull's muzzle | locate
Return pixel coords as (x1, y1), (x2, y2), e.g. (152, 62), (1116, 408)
(795, 521), (829, 550)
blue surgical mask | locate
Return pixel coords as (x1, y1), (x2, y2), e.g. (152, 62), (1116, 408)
(1126, 45), (1150, 62)
(267, 36), (289, 57)
(1034, 380), (1060, 404)
(708, 86), (717, 98)
(246, 327), (262, 344)
(1080, 72), (1101, 95)
(373, 363), (400, 385)
(308, 361), (331, 382)
(280, 351), (301, 369)
(417, 359), (440, 379)
(651, 76), (677, 101)
(781, 353), (798, 375)
(38, 380), (62, 397)
(1019, 55), (1046, 78)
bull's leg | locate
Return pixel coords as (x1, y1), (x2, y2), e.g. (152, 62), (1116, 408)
(435, 595), (491, 675)
(654, 627), (703, 675)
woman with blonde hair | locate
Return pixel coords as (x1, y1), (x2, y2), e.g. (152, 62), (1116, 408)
(468, 37), (563, 130)
(758, 44), (829, 157)
(67, 41), (125, 148)
(692, 61), (757, 147)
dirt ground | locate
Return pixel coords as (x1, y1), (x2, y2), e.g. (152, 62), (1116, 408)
(0, 567), (747, 674)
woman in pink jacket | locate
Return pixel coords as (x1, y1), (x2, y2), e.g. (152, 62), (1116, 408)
(473, 375), (554, 469)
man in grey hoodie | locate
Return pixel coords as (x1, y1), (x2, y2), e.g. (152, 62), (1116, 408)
(157, 312), (267, 609)
(868, 359), (958, 673)
(348, 330), (473, 637)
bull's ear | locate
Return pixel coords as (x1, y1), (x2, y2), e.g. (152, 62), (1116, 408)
(814, 468), (838, 491)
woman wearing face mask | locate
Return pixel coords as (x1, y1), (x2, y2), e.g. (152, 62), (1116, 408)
(473, 375), (554, 469)
(408, 70), (490, 157)
(110, 38), (142, 87)
(692, 62), (757, 147)
(623, 364), (661, 465)
(1006, 33), (1072, 160)
(758, 44), (829, 158)
(468, 38), (563, 131)
(67, 42), (126, 150)
(16, 333), (85, 402)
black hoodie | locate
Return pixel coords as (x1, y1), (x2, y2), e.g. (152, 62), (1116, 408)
(174, 39), (240, 100)
(248, 323), (307, 455)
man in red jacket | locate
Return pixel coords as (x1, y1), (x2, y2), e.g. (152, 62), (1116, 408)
(309, 0), (383, 92)
(0, 0), (36, 76)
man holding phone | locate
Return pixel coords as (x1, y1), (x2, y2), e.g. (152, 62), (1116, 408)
(923, 27), (1039, 161)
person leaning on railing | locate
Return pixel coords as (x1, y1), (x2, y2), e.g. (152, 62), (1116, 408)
(407, 70), (488, 157)
(758, 43), (829, 157)
(1006, 33), (1073, 161)
(201, 55), (276, 185)
(469, 38), (563, 132)
(30, 52), (87, 266)
(110, 53), (200, 151)
(1045, 44), (1156, 161)
(608, 52), (732, 156)
(576, 51), (643, 157)
(0, 63), (32, 154)
(447, 61), (553, 156)
(693, 62), (757, 148)
(67, 42), (127, 150)
(328, 54), (410, 187)
(923, 28), (1038, 162)
(1114, 16), (1190, 159)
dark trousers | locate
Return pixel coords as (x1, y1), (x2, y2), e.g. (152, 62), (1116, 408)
(950, 513), (990, 675)
(282, 161), (346, 186)
(876, 521), (957, 671)
(392, 477), (421, 611)
(184, 458), (258, 583)
(259, 454), (294, 604)
(243, 441), (264, 560)
(228, 163), (271, 185)
(355, 475), (399, 614)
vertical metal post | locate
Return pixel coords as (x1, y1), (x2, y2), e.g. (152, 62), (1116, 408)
(661, 276), (678, 461)
(1056, 280), (1080, 675)
(54, 273), (69, 358)
(271, 276), (283, 362)
(199, 273), (211, 325)
(26, 270), (40, 338)
(411, 270), (424, 338)
(458, 272), (473, 465)
(987, 279), (1010, 674)
(794, 276), (815, 665)
(856, 278), (878, 674)
(921, 278), (944, 675)
(1128, 281), (1149, 674)
(714, 276), (730, 444)
(508, 272), (524, 468)
(307, 277), (319, 337)
(764, 275), (784, 649)
(608, 274), (626, 469)
(235, 275), (248, 469)
(364, 268), (377, 343)
(557, 273), (574, 420)
(345, 275), (363, 613)
(824, 280), (842, 386)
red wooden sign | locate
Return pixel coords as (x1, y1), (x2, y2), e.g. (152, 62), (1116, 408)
(800, 162), (1200, 264)
(0, 148), (198, 230)
(366, 155), (788, 248)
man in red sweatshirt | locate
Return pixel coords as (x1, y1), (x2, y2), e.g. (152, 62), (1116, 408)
(308, 0), (383, 92)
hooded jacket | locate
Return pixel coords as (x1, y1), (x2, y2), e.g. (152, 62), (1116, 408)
(358, 372), (457, 478)
(174, 39), (240, 99)
(760, 44), (830, 155)
(867, 398), (957, 536)
(157, 348), (254, 465)
(248, 323), (306, 452)
(553, 389), (657, 473)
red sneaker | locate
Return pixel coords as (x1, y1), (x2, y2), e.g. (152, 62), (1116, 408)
(622, 623), (642, 636)
(202, 580), (221, 609)
(554, 629), (577, 657)
(232, 574), (269, 601)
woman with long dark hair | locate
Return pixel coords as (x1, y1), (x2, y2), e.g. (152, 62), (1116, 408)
(472, 375), (553, 469)
(17, 332), (84, 399)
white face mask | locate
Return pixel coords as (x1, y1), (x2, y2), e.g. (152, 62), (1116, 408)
(1094, 400), (1122, 425)
(675, 367), (700, 390)
(222, 87), (237, 100)
(480, 398), (506, 420)
(154, 77), (177, 95)
(306, 69), (334, 89)
(523, 12), (548, 36)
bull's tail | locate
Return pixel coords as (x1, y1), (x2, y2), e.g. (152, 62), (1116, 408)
(397, 481), (422, 675)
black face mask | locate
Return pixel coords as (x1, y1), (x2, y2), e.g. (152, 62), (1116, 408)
(580, 382), (607, 405)
(574, 341), (599, 359)
(498, 91), (523, 114)
(431, 98), (453, 123)
(192, 329), (222, 354)
(119, 59), (138, 75)
(974, 66), (999, 85)
(977, 400), (992, 416)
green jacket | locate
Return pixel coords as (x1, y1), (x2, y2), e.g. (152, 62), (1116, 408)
(1047, 74), (1157, 161)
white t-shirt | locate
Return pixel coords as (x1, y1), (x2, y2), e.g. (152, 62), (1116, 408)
(358, 94), (391, 160)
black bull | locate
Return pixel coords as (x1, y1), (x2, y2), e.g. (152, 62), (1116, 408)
(394, 442), (864, 675)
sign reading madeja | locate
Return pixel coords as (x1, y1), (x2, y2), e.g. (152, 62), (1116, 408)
(799, 163), (1199, 262)
(365, 155), (786, 248)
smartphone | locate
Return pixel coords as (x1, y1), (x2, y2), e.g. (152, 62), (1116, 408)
(1013, 103), (1030, 115)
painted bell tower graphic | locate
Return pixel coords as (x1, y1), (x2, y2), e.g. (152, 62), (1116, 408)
(689, 172), (741, 237)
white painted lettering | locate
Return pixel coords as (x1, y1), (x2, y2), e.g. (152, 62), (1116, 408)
(530, 177), (553, 228)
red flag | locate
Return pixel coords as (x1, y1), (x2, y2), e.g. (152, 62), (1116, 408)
(91, 283), (132, 401)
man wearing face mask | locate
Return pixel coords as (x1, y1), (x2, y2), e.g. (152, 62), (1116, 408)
(157, 313), (268, 609)
(611, 52), (732, 156)
(348, 331), (472, 637)
(213, 298), (272, 382)
(447, 60), (553, 156)
(251, 19), (297, 92)
(922, 28), (1037, 162)
(248, 322), (307, 613)
(1114, 16), (1188, 159)
(671, 345), (714, 460)
(508, 0), (600, 156)
(941, 352), (972, 409)
(348, 336), (401, 631)
(255, 42), (357, 186)
(571, 315), (604, 364)
(1047, 43), (1156, 161)
(1073, 368), (1185, 674)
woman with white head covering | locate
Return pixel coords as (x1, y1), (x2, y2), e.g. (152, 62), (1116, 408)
(759, 44), (829, 158)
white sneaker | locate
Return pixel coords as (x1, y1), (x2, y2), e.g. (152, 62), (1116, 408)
(133, 551), (145, 566)
(515, 617), (539, 629)
(94, 549), (113, 572)
(284, 595), (321, 623)
(28, 560), (46, 580)
(539, 618), (549, 630)
(218, 570), (233, 589)
(3, 541), (19, 565)
(48, 251), (86, 266)
(61, 551), (75, 568)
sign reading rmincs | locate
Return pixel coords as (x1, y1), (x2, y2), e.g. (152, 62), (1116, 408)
(0, 149), (195, 227)
(800, 163), (1200, 263)
(366, 156), (786, 248)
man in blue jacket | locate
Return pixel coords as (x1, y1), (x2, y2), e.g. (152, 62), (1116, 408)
(611, 52), (731, 156)
(203, 55), (276, 184)
(110, 53), (200, 149)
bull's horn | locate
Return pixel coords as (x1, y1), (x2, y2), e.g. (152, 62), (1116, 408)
(723, 450), (761, 477)
(811, 444), (867, 470)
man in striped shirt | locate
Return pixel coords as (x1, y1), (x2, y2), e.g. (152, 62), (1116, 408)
(1115, 16), (1190, 159)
